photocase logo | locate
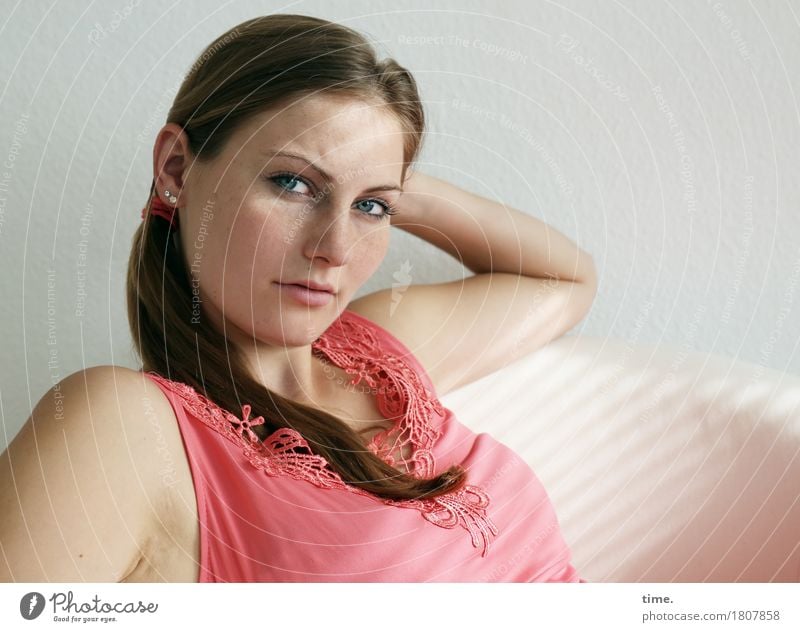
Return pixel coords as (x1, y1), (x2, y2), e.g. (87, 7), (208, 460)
(16, 590), (159, 623)
(390, 259), (413, 316)
(19, 592), (46, 620)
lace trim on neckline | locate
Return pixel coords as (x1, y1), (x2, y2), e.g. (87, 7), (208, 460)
(145, 309), (498, 557)
(312, 310), (443, 475)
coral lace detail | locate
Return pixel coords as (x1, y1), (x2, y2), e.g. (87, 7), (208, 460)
(311, 309), (443, 476)
(145, 310), (499, 557)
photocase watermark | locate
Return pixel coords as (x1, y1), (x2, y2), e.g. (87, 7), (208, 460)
(19, 590), (158, 623)
(597, 296), (655, 401)
(0, 111), (31, 237)
(0, 170), (7, 236)
(87, 0), (142, 46)
(135, 81), (180, 146)
(19, 592), (46, 620)
(282, 164), (377, 245)
(479, 517), (561, 580)
(634, 303), (708, 426)
(510, 272), (562, 356)
(450, 97), (498, 123)
(398, 33), (528, 64)
(720, 174), (754, 327)
(316, 353), (393, 397)
(186, 27), (243, 79)
(555, 33), (630, 103)
(502, 122), (574, 199)
(390, 259), (413, 317)
(74, 200), (95, 318)
(652, 84), (697, 215)
(283, 199), (314, 245)
(142, 394), (177, 488)
(706, 0), (752, 62)
(46, 267), (65, 421)
(451, 97), (575, 199)
(482, 453), (523, 491)
(751, 248), (800, 382)
(189, 197), (216, 325)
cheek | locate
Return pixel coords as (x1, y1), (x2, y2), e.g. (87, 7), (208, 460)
(349, 228), (389, 282)
(223, 211), (287, 283)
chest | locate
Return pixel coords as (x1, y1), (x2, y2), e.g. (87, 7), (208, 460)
(137, 380), (415, 582)
(319, 362), (415, 465)
(324, 394), (416, 468)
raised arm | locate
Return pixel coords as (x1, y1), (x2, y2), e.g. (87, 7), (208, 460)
(348, 170), (598, 396)
(0, 366), (167, 582)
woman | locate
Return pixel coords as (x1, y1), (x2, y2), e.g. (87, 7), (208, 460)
(1, 14), (597, 582)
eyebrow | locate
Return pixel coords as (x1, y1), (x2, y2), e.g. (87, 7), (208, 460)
(261, 149), (403, 193)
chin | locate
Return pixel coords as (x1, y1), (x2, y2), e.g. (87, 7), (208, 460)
(267, 313), (330, 340)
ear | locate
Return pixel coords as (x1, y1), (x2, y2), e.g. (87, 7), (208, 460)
(152, 123), (193, 207)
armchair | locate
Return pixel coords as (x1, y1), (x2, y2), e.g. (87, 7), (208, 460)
(441, 334), (800, 582)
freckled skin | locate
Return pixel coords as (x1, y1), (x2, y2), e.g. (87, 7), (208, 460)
(173, 94), (406, 348)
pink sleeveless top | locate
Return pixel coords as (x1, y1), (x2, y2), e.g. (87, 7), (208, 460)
(142, 309), (586, 582)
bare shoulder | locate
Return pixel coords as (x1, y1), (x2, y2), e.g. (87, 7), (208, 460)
(347, 272), (597, 397)
(346, 286), (450, 391)
(0, 364), (184, 581)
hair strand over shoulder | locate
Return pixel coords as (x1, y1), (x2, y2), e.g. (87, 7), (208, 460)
(127, 14), (466, 502)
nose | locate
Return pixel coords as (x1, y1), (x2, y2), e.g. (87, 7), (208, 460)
(302, 201), (354, 266)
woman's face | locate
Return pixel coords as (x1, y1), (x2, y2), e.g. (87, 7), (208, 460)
(176, 94), (406, 347)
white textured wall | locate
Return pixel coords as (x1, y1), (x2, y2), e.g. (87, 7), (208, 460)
(1, 0), (798, 448)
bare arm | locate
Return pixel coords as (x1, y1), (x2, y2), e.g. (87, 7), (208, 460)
(394, 170), (597, 285)
(349, 171), (597, 395)
(0, 366), (163, 582)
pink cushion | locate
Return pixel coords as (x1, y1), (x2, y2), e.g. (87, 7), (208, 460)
(441, 334), (800, 582)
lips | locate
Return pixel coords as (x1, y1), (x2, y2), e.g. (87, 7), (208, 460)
(279, 280), (335, 294)
(274, 281), (335, 307)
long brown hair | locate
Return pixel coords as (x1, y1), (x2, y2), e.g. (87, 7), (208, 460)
(126, 14), (466, 501)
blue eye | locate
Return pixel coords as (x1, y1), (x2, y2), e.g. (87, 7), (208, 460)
(268, 172), (398, 221)
(271, 173), (311, 196)
(354, 198), (398, 220)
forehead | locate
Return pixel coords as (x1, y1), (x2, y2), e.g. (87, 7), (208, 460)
(234, 94), (406, 174)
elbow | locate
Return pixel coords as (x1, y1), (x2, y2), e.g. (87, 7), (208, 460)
(576, 253), (599, 290)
